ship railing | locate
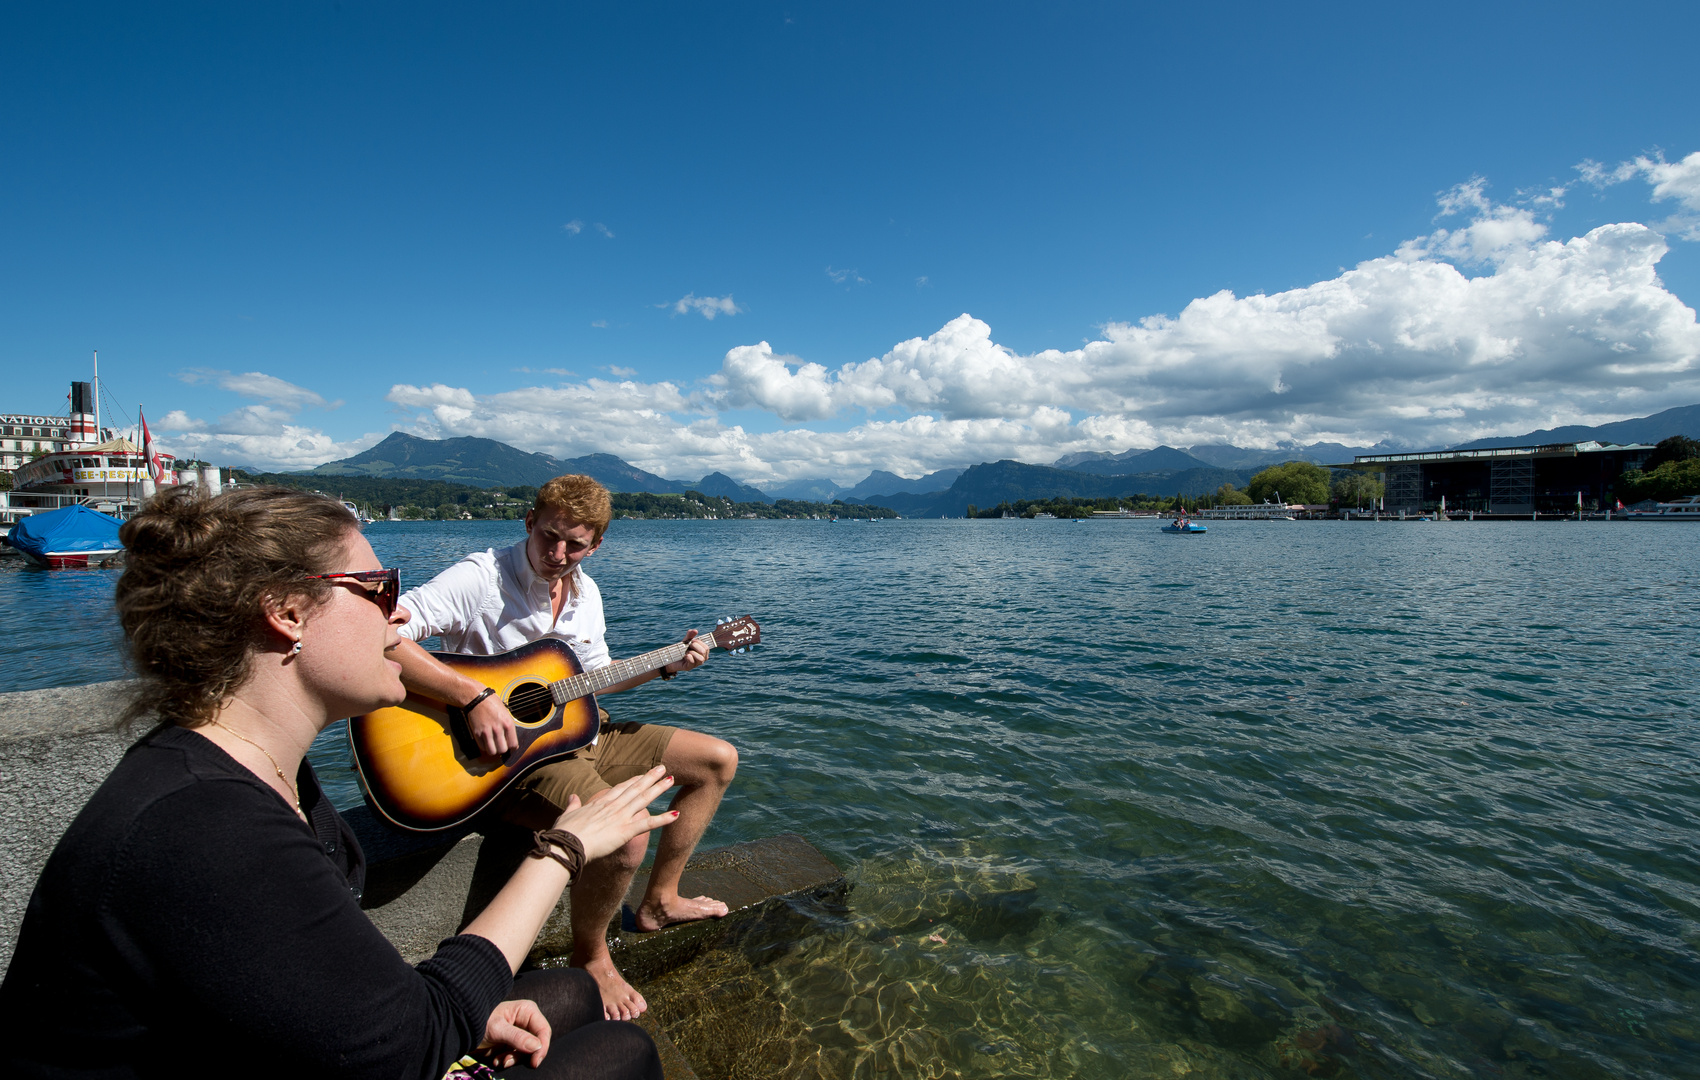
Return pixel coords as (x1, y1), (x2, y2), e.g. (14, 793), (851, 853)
(0, 490), (95, 526)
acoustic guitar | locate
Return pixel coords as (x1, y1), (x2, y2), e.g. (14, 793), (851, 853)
(349, 615), (761, 832)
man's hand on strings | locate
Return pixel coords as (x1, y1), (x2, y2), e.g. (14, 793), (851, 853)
(468, 694), (521, 756)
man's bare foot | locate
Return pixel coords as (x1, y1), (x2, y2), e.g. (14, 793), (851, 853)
(633, 893), (731, 932)
(579, 957), (648, 1021)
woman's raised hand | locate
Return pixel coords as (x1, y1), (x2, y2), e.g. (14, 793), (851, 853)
(551, 765), (677, 862)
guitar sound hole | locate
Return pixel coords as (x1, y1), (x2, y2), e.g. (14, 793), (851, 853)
(506, 683), (554, 725)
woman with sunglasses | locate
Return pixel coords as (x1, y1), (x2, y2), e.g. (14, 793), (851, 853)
(0, 486), (671, 1080)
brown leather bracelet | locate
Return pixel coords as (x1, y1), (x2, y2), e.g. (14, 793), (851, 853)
(657, 665), (676, 680)
(528, 829), (586, 880)
(462, 686), (498, 712)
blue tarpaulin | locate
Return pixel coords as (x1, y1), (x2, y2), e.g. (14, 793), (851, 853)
(6, 504), (123, 559)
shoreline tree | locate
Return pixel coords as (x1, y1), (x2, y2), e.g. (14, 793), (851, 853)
(1246, 462), (1330, 505)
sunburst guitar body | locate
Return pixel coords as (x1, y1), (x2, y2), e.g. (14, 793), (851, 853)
(349, 616), (761, 832)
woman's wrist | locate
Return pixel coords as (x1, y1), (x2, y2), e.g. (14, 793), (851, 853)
(527, 829), (586, 881)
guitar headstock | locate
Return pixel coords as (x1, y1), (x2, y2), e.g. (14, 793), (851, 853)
(711, 615), (761, 653)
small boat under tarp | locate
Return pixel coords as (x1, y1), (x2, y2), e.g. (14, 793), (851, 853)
(6, 504), (124, 568)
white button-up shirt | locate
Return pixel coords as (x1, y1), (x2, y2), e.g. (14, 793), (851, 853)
(397, 539), (613, 672)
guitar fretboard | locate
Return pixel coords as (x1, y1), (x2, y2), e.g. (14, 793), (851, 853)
(546, 640), (697, 703)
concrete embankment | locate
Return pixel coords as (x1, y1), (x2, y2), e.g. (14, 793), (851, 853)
(0, 681), (847, 1080)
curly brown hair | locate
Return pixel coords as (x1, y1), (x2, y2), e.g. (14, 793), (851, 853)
(532, 474), (613, 542)
(115, 485), (358, 729)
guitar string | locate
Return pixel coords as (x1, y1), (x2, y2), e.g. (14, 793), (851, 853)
(502, 653), (665, 714)
(491, 651), (667, 712)
(479, 642), (695, 718)
(470, 630), (751, 718)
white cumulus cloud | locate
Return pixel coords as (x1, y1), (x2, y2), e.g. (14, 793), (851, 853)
(178, 369), (338, 410)
(165, 427), (386, 471)
(669, 293), (742, 320)
(157, 410), (205, 430)
(1640, 152), (1700, 211)
(708, 199), (1698, 456)
(156, 369), (363, 469)
(1580, 149), (1700, 240)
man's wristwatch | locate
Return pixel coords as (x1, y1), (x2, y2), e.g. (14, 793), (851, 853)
(657, 665), (676, 680)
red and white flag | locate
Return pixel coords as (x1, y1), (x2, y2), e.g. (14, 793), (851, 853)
(140, 410), (164, 482)
(1615, 499), (1625, 511)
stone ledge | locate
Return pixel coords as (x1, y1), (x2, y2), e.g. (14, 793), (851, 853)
(0, 680), (139, 967)
(1, 682), (842, 1080)
(604, 833), (847, 984)
(0, 679), (137, 740)
(352, 816), (848, 979)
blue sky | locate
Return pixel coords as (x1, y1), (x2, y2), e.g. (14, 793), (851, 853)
(4, 1), (1698, 484)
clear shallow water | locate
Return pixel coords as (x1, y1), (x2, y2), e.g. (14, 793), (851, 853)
(4, 519), (1698, 1078)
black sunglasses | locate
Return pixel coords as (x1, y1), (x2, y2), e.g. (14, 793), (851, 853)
(307, 568), (400, 619)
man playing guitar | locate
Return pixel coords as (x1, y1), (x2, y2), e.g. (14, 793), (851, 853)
(392, 474), (736, 1021)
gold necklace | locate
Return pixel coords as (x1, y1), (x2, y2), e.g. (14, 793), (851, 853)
(211, 720), (304, 819)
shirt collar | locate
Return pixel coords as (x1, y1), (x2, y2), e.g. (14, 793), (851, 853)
(505, 538), (581, 604)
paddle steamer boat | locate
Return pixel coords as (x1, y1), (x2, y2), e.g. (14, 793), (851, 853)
(1195, 501), (1300, 521)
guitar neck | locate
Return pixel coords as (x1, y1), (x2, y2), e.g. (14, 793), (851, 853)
(547, 639), (698, 704)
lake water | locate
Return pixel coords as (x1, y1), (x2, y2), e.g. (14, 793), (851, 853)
(4, 518), (1698, 1078)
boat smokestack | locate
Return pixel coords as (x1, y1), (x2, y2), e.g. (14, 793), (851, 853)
(69, 381), (98, 445)
(199, 466), (221, 495)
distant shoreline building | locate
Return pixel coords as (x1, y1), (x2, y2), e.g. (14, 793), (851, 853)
(1333, 441), (1654, 515)
(0, 381), (106, 471)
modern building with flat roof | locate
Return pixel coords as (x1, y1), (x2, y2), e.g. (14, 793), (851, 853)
(1331, 441), (1654, 515)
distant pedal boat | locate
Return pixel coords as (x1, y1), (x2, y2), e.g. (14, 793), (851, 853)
(1160, 519), (1207, 533)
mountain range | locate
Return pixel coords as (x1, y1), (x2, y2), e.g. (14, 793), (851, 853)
(310, 433), (773, 502)
(870, 460), (1252, 518)
(297, 405), (1700, 515)
(1052, 440), (1408, 474)
(1446, 403), (1700, 451)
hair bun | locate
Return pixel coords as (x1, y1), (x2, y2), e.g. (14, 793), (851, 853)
(118, 486), (222, 562)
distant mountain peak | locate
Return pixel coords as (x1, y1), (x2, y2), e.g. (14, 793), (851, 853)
(312, 433), (684, 493)
(844, 467), (963, 499)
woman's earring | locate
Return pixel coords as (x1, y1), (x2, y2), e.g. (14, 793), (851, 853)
(291, 640), (303, 655)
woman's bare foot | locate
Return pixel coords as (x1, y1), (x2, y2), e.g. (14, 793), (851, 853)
(633, 893), (730, 932)
(579, 957), (648, 1021)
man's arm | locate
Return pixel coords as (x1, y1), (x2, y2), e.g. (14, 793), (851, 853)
(596, 629), (712, 695)
(393, 637), (522, 756)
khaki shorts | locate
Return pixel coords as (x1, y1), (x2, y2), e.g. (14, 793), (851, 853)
(501, 710), (678, 829)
